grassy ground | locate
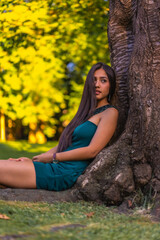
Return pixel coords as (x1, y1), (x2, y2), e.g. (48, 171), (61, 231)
(0, 141), (160, 240)
(0, 140), (58, 159)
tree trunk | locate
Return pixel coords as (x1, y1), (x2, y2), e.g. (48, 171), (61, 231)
(0, 0), (160, 208)
(0, 109), (6, 142)
(75, 0), (160, 205)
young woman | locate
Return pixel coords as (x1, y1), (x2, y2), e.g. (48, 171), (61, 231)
(0, 62), (118, 191)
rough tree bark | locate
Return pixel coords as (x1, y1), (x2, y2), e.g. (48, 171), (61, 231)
(0, 0), (160, 209)
(75, 0), (160, 205)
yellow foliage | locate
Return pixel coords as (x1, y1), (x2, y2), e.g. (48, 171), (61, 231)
(28, 131), (37, 144)
(29, 123), (37, 131)
(0, 0), (109, 139)
(4, 75), (21, 90)
(35, 130), (47, 144)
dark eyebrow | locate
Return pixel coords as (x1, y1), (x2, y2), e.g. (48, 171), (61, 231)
(94, 76), (108, 79)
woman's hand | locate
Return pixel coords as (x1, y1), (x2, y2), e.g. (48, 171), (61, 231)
(32, 146), (58, 163)
(8, 157), (31, 162)
(32, 153), (52, 163)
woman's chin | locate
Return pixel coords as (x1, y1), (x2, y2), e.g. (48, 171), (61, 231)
(96, 96), (107, 101)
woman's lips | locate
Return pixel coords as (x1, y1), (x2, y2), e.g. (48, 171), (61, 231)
(96, 90), (101, 95)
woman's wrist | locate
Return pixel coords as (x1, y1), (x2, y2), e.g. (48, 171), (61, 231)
(43, 152), (53, 162)
(52, 152), (59, 163)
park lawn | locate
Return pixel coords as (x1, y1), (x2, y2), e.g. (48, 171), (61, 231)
(0, 140), (58, 159)
(0, 141), (160, 240)
(0, 201), (159, 240)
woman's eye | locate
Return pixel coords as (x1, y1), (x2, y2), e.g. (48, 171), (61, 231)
(101, 79), (107, 83)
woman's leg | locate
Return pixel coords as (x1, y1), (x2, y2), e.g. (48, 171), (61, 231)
(0, 159), (36, 188)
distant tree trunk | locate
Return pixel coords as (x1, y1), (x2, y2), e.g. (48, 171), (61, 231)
(75, 0), (160, 205)
(0, 109), (6, 142)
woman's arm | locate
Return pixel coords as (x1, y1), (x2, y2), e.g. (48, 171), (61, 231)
(56, 108), (118, 162)
(32, 145), (58, 163)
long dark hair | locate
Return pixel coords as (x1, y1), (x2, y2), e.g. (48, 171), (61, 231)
(57, 62), (116, 152)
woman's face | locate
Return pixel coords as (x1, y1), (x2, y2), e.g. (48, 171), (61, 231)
(94, 68), (110, 103)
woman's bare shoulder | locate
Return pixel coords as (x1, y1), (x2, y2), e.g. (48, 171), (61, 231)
(101, 106), (119, 120)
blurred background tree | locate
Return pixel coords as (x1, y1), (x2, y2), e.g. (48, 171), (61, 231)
(0, 0), (110, 143)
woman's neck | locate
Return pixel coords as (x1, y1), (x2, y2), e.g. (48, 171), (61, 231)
(96, 100), (109, 108)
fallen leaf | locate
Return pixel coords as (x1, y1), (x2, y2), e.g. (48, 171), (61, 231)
(128, 200), (133, 208)
(0, 214), (10, 220)
(84, 212), (94, 218)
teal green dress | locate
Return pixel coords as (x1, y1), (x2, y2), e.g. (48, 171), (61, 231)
(33, 105), (116, 191)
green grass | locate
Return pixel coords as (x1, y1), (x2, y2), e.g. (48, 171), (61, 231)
(0, 140), (58, 159)
(0, 141), (160, 240)
(0, 201), (159, 240)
